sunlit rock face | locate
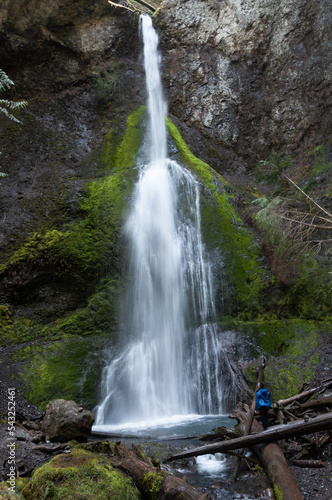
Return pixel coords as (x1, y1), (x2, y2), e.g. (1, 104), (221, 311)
(158, 0), (332, 169)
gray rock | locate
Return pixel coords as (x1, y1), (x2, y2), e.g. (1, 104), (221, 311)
(157, 0), (332, 170)
(41, 399), (95, 442)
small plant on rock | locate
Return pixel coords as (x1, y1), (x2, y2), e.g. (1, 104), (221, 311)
(0, 69), (27, 176)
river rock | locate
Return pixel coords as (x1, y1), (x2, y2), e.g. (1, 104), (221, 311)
(41, 399), (95, 442)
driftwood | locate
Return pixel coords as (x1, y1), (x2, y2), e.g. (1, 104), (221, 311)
(14, 421), (35, 436)
(167, 413), (332, 461)
(318, 432), (330, 447)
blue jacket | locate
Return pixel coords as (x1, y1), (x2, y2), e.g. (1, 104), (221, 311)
(255, 388), (272, 410)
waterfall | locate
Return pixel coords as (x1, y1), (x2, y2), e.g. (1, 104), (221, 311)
(95, 15), (233, 427)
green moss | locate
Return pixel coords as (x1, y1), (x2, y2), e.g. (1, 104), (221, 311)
(0, 107), (148, 412)
(103, 105), (146, 174)
(0, 304), (12, 324)
(0, 230), (69, 274)
(276, 263), (331, 319)
(222, 318), (330, 400)
(0, 480), (23, 499)
(143, 471), (164, 500)
(22, 448), (139, 500)
(16, 336), (105, 410)
(0, 317), (44, 346)
(304, 144), (332, 191)
(273, 483), (283, 500)
(167, 118), (269, 315)
(46, 281), (120, 338)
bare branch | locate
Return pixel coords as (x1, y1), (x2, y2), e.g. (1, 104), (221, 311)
(283, 173), (332, 219)
(108, 1), (135, 12)
(279, 215), (332, 231)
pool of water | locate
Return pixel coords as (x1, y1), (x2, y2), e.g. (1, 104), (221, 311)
(92, 413), (231, 440)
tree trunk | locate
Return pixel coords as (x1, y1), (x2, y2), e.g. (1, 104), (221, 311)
(167, 413), (332, 461)
(259, 440), (303, 500)
(232, 363), (264, 482)
(229, 409), (304, 500)
(277, 381), (332, 407)
(107, 442), (210, 500)
(299, 394), (332, 410)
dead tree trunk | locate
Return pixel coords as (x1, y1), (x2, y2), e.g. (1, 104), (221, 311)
(223, 409), (304, 500)
(167, 413), (332, 460)
(299, 394), (332, 411)
(277, 381), (332, 407)
(232, 362), (264, 482)
(107, 442), (210, 500)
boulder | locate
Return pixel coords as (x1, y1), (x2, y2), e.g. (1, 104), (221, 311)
(21, 448), (140, 500)
(41, 399), (94, 442)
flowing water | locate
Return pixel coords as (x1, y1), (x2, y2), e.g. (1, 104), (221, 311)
(94, 14), (237, 435)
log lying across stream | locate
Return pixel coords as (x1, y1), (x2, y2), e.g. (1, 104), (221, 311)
(167, 412), (332, 462)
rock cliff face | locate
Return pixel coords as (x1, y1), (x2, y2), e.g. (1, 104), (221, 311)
(0, 0), (141, 245)
(157, 0), (332, 172)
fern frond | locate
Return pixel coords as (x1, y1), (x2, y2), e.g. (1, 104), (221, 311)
(0, 69), (15, 92)
(0, 99), (28, 110)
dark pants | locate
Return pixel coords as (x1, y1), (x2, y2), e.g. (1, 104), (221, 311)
(258, 406), (269, 429)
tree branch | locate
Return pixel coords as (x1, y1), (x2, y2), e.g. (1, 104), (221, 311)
(283, 173), (332, 219)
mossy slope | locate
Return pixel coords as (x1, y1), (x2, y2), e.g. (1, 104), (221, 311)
(0, 107), (145, 410)
(221, 317), (331, 400)
(167, 118), (269, 317)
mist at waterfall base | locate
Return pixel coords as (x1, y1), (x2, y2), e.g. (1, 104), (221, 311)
(92, 14), (237, 449)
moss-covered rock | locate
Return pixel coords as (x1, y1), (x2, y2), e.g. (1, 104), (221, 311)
(22, 448), (140, 499)
(0, 478), (27, 499)
(15, 335), (106, 410)
(221, 317), (331, 400)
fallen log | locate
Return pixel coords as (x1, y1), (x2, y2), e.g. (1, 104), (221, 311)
(108, 0), (157, 13)
(291, 459), (324, 468)
(299, 394), (332, 411)
(199, 425), (240, 441)
(233, 408), (304, 500)
(106, 442), (211, 500)
(277, 381), (332, 407)
(166, 412), (332, 461)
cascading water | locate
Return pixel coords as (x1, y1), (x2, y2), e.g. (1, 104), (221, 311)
(94, 15), (237, 429)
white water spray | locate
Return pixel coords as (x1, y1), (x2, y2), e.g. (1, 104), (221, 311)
(95, 15), (234, 428)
